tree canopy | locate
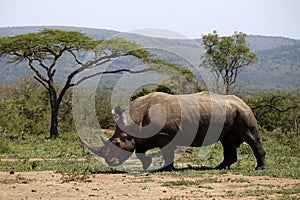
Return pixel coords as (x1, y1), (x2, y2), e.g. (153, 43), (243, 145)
(0, 29), (195, 138)
(201, 31), (257, 94)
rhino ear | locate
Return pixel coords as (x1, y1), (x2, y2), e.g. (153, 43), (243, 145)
(112, 106), (122, 120)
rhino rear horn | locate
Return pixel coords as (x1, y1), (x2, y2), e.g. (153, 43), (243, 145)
(112, 106), (122, 120)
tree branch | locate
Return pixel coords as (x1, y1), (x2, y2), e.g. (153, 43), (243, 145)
(57, 51), (128, 104)
(251, 95), (297, 112)
(33, 57), (49, 71)
(252, 104), (296, 112)
(231, 67), (239, 85)
(34, 76), (49, 91)
(72, 68), (150, 86)
(68, 50), (83, 65)
(27, 59), (49, 84)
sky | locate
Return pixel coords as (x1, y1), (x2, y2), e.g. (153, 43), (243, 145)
(1, 0), (300, 39)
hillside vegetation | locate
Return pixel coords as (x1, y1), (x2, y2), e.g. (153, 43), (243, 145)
(0, 26), (299, 92)
(0, 63), (299, 200)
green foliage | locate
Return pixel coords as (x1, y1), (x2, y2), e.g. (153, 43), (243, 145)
(130, 76), (203, 101)
(0, 126), (300, 179)
(201, 31), (257, 94)
(139, 57), (200, 97)
(0, 78), (76, 137)
(0, 78), (49, 136)
(0, 28), (192, 138)
(245, 92), (299, 133)
(95, 88), (115, 129)
(0, 129), (87, 159)
(130, 87), (152, 101)
(0, 29), (97, 60)
(57, 89), (76, 133)
(0, 139), (10, 154)
(96, 37), (153, 60)
(0, 29), (104, 138)
(145, 59), (195, 82)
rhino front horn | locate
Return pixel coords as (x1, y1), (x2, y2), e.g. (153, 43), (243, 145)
(79, 137), (104, 157)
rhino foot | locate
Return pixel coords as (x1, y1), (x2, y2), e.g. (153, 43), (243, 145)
(215, 163), (231, 170)
(155, 163), (175, 172)
(255, 165), (268, 170)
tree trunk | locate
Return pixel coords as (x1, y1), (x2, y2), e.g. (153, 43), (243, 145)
(225, 78), (231, 95)
(48, 81), (70, 139)
(49, 86), (60, 139)
(50, 104), (59, 139)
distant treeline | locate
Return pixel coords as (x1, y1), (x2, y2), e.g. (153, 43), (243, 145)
(0, 78), (299, 139)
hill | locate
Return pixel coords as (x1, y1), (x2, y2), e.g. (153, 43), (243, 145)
(0, 26), (299, 93)
(0, 26), (118, 39)
(237, 42), (300, 92)
(246, 35), (300, 52)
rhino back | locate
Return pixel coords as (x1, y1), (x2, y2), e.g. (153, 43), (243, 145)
(126, 92), (257, 146)
(128, 92), (219, 141)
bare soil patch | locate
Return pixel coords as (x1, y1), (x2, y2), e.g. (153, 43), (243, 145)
(0, 170), (299, 200)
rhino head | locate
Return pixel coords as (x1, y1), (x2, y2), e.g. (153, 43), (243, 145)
(81, 106), (136, 166)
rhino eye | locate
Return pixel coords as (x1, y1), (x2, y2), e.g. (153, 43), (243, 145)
(115, 141), (120, 147)
(113, 139), (121, 147)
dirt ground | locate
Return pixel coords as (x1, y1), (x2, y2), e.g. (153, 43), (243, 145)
(1, 170), (300, 200)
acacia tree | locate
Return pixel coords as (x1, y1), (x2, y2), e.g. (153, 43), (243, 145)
(0, 29), (154, 138)
(201, 31), (257, 94)
(0, 29), (194, 139)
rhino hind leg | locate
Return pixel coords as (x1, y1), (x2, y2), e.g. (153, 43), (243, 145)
(215, 140), (239, 170)
(159, 142), (176, 171)
(243, 130), (267, 170)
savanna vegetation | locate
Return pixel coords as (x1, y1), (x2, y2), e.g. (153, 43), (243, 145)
(0, 29), (299, 200)
(0, 77), (299, 180)
(0, 29), (195, 138)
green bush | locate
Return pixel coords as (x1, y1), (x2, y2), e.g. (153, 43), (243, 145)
(0, 78), (50, 137)
(0, 138), (10, 153)
(130, 87), (152, 101)
(95, 88), (115, 129)
(0, 78), (76, 137)
(245, 92), (299, 134)
(58, 90), (76, 133)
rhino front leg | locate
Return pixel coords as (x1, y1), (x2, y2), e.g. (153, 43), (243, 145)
(136, 150), (152, 171)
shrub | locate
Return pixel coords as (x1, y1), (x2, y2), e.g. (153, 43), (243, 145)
(95, 88), (115, 129)
(0, 77), (76, 137)
(0, 78), (50, 137)
(245, 92), (299, 134)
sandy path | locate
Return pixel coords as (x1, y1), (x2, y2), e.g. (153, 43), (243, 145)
(0, 171), (299, 200)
